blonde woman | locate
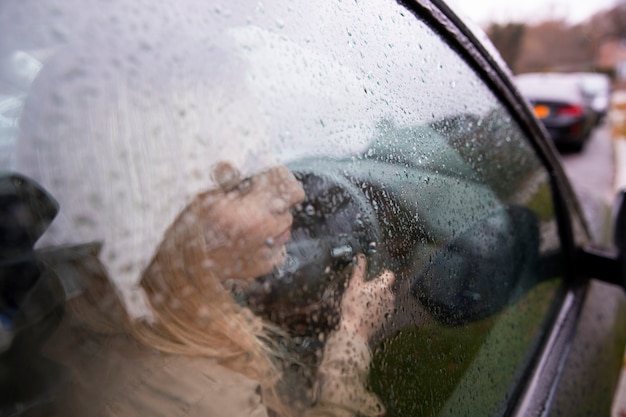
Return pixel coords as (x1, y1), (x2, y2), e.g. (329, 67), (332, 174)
(16, 38), (395, 417)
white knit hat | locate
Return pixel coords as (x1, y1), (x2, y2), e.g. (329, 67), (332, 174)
(15, 38), (277, 320)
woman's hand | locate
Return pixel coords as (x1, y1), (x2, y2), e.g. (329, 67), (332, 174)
(338, 254), (395, 342)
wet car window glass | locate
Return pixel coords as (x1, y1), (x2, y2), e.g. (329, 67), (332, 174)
(1, 1), (564, 416)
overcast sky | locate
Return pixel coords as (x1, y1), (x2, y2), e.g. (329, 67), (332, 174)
(446, 0), (618, 26)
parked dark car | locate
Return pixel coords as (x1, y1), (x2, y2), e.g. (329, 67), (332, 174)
(515, 72), (598, 152)
(1, 1), (626, 417)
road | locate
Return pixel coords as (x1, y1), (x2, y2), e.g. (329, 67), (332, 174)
(558, 121), (615, 245)
(557, 122), (626, 417)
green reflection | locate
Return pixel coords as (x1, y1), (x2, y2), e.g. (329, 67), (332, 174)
(370, 278), (562, 417)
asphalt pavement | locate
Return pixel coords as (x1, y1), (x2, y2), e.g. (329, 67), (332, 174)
(560, 122), (615, 244)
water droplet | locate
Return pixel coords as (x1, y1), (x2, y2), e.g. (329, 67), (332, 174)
(331, 245), (353, 259)
(368, 241), (377, 254)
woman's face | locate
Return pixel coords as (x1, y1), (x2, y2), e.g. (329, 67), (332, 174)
(199, 164), (305, 282)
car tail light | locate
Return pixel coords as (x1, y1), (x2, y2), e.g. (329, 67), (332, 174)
(557, 104), (583, 117)
(533, 105), (550, 119)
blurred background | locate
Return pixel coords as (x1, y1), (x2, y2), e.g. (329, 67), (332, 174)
(445, 0), (626, 241)
(448, 0), (626, 82)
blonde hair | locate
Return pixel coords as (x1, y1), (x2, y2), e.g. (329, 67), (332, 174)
(55, 194), (296, 416)
(127, 194), (295, 416)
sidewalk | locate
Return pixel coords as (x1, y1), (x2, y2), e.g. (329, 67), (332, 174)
(608, 90), (626, 417)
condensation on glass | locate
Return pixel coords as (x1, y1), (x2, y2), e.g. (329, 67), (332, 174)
(1, 0), (563, 416)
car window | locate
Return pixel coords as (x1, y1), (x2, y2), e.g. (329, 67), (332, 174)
(1, 1), (565, 416)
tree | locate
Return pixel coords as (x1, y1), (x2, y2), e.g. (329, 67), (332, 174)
(609, 0), (626, 38)
(484, 3), (626, 75)
(486, 23), (526, 71)
(514, 20), (597, 73)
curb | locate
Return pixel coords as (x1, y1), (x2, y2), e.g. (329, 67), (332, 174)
(615, 138), (626, 194)
(609, 135), (625, 246)
(596, 93), (626, 247)
(610, 92), (626, 417)
(611, 136), (626, 417)
(610, 91), (626, 195)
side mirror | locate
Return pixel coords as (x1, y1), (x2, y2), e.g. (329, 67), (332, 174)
(579, 189), (626, 289)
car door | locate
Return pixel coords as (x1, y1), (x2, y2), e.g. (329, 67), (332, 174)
(1, 1), (624, 416)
